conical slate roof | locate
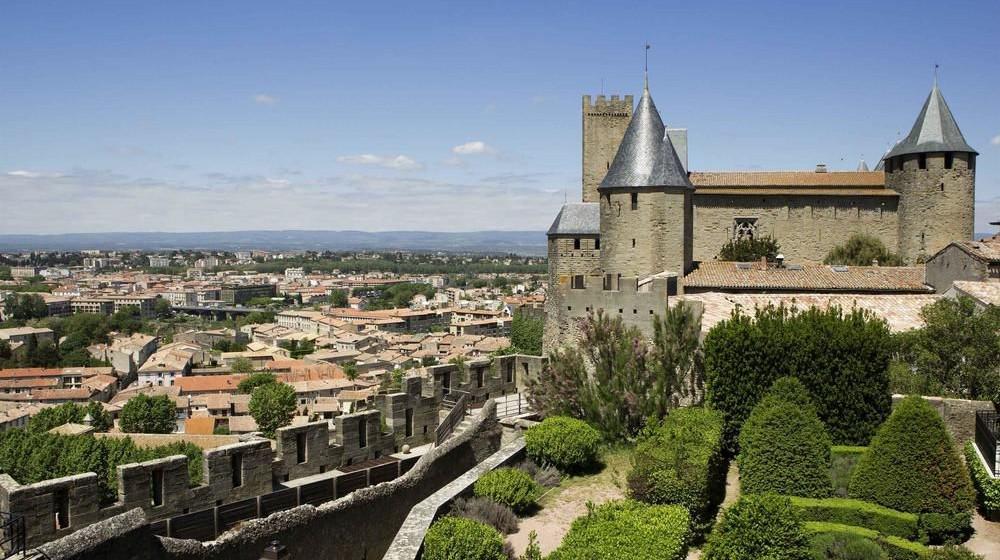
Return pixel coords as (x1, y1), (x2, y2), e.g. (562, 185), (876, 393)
(857, 159), (870, 172)
(600, 79), (692, 189)
(547, 203), (599, 236)
(886, 83), (977, 158)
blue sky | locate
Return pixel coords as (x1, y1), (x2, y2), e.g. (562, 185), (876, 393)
(1, 0), (998, 233)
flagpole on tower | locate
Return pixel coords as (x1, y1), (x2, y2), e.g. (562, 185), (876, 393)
(644, 42), (650, 89)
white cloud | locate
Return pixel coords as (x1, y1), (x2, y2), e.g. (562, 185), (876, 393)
(253, 94), (279, 105)
(336, 154), (422, 170)
(0, 167), (562, 234)
(451, 141), (495, 155)
(6, 170), (64, 179)
(991, 135), (1000, 146)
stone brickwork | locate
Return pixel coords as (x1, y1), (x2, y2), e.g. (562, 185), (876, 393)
(886, 152), (975, 263)
(600, 188), (693, 279)
(693, 193), (900, 263)
(0, 377), (449, 549)
(582, 95), (633, 203)
(30, 400), (504, 560)
(924, 243), (991, 293)
(545, 275), (684, 351)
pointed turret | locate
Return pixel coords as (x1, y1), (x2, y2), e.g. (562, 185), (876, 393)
(599, 82), (691, 189)
(885, 82), (977, 159)
(857, 159), (870, 172)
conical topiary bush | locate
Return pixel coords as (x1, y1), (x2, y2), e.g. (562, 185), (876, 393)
(849, 395), (974, 514)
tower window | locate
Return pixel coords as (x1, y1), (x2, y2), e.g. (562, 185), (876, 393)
(970, 155), (976, 171)
(885, 159), (893, 173)
(945, 153), (953, 169)
(631, 192), (638, 210)
(632, 239), (636, 248)
(573, 238), (581, 250)
(594, 238), (600, 250)
(572, 275), (585, 289)
(918, 154), (926, 170)
(940, 183), (945, 192)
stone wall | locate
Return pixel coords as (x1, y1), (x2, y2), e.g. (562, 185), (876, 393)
(0, 377), (444, 549)
(925, 243), (988, 293)
(692, 193), (900, 264)
(887, 152), (975, 263)
(545, 275), (682, 350)
(893, 394), (994, 446)
(582, 95), (633, 203)
(599, 187), (693, 280)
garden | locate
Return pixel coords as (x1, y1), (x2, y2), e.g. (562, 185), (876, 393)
(419, 300), (1000, 559)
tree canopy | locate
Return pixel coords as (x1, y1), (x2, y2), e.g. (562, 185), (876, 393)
(823, 233), (904, 266)
(249, 382), (297, 437)
(718, 235), (780, 262)
(119, 394), (177, 434)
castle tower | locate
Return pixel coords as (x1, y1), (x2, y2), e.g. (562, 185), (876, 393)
(598, 77), (693, 284)
(884, 81), (977, 262)
(582, 94), (633, 203)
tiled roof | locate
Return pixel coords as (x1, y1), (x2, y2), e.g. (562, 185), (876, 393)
(175, 374), (243, 394)
(690, 171), (886, 187)
(951, 281), (1000, 306)
(683, 262), (930, 293)
(681, 292), (941, 333)
(945, 238), (1000, 263)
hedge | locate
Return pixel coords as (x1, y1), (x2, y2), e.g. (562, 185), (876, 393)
(704, 305), (893, 451)
(917, 512), (973, 545)
(703, 494), (811, 560)
(627, 407), (727, 533)
(788, 496), (918, 540)
(422, 516), (507, 560)
(525, 416), (601, 472)
(850, 396), (974, 516)
(547, 500), (690, 560)
(738, 379), (832, 498)
(803, 522), (929, 560)
(473, 467), (541, 513)
(0, 429), (203, 505)
(964, 441), (1000, 521)
(809, 530), (887, 560)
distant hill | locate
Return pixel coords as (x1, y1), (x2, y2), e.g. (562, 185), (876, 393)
(0, 230), (548, 255)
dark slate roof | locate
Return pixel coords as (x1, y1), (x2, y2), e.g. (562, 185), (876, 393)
(599, 80), (692, 190)
(885, 83), (977, 158)
(546, 203), (599, 236)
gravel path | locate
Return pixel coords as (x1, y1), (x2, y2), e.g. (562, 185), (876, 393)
(965, 511), (1000, 559)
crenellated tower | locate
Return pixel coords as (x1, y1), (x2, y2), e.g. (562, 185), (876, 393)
(884, 81), (977, 262)
(582, 94), (633, 203)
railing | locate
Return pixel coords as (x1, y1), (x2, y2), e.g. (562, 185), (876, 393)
(976, 410), (1000, 477)
(495, 393), (531, 419)
(436, 392), (469, 446)
(0, 512), (25, 559)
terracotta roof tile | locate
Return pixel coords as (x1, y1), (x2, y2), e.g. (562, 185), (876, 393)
(683, 262), (930, 293)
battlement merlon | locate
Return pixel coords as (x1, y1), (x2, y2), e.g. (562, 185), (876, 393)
(583, 94), (634, 113)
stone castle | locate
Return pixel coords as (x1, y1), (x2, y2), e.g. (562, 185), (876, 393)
(544, 74), (978, 349)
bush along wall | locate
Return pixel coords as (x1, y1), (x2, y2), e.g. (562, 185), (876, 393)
(524, 416), (601, 473)
(627, 407), (727, 536)
(965, 441), (1000, 521)
(737, 378), (832, 498)
(704, 305), (892, 452)
(849, 396), (975, 543)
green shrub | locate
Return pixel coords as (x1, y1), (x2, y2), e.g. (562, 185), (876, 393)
(449, 496), (518, 535)
(704, 305), (892, 451)
(809, 531), (888, 560)
(789, 496), (918, 540)
(525, 416), (601, 472)
(422, 516), (507, 560)
(627, 407), (727, 534)
(832, 447), (867, 497)
(924, 545), (984, 559)
(964, 441), (1000, 520)
(738, 380), (832, 498)
(917, 512), (972, 545)
(849, 396), (974, 516)
(473, 468), (541, 513)
(803, 522), (928, 560)
(703, 494), (811, 560)
(547, 500), (690, 560)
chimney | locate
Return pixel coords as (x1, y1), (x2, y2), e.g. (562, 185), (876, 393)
(872, 259), (879, 267)
(815, 163), (828, 173)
